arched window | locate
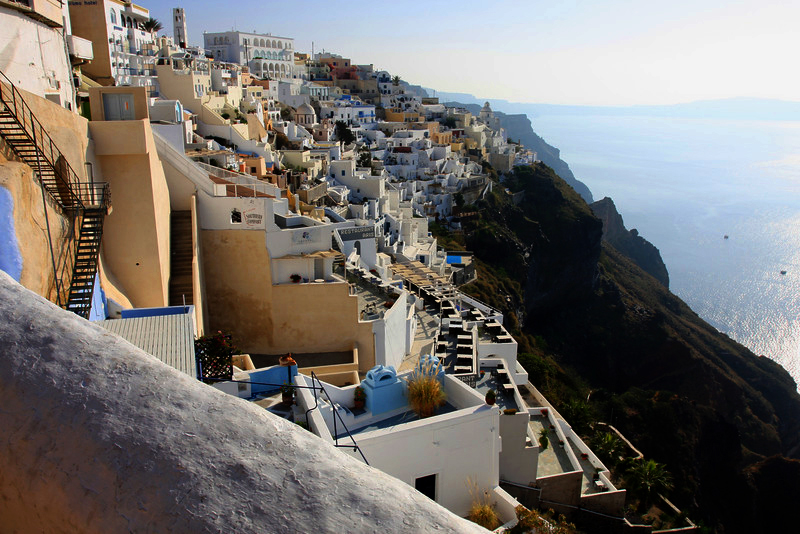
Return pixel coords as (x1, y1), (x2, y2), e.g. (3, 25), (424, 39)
(260, 38), (265, 47)
(272, 40), (277, 48)
(278, 41), (283, 49)
(110, 9), (117, 25)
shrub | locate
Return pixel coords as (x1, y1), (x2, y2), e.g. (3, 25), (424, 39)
(467, 480), (500, 530)
(468, 503), (500, 530)
(406, 358), (446, 418)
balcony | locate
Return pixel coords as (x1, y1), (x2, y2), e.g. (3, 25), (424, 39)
(67, 35), (93, 61)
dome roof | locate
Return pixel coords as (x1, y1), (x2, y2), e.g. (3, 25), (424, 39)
(296, 102), (315, 114)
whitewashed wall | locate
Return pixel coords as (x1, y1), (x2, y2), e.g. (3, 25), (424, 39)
(347, 404), (500, 518)
(373, 292), (408, 369)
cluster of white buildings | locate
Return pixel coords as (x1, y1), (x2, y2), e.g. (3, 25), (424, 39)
(0, 1), (627, 531)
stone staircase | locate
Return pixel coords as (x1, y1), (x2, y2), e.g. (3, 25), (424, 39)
(169, 211), (193, 306)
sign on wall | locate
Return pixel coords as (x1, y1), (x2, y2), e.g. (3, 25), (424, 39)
(291, 227), (319, 244)
(338, 226), (375, 241)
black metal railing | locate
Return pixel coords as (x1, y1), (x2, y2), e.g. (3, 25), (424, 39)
(0, 70), (86, 210)
(0, 68), (110, 310)
(200, 373), (368, 464)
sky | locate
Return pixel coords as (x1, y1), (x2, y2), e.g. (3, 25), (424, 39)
(147, 0), (800, 106)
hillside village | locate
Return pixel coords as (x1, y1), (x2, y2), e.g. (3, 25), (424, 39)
(0, 2), (695, 532)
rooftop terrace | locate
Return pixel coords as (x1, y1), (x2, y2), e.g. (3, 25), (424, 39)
(529, 414), (575, 477)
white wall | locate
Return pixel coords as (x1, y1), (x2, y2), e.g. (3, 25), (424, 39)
(0, 8), (75, 110)
(197, 194), (269, 231)
(347, 405), (500, 518)
(373, 292), (408, 369)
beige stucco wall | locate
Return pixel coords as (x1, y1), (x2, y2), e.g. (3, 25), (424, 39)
(201, 229), (375, 368)
(190, 195), (208, 336)
(0, 162), (71, 302)
(201, 229), (275, 350)
(272, 283), (375, 368)
(89, 86), (149, 121)
(68, 1), (113, 84)
(89, 119), (170, 308)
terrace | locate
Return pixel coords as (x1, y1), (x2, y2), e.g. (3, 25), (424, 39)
(529, 414), (576, 477)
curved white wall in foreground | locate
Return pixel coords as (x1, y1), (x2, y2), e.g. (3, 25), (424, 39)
(0, 271), (486, 533)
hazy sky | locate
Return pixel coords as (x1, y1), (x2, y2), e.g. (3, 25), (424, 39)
(148, 0), (800, 106)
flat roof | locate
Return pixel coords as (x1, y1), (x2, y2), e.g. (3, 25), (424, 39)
(99, 312), (196, 378)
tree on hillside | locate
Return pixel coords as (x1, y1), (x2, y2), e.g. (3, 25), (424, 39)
(357, 149), (372, 169)
(591, 431), (623, 468)
(334, 121), (356, 145)
(143, 18), (163, 35)
(624, 458), (673, 508)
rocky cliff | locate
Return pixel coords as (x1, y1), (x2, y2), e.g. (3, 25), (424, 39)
(439, 163), (800, 533)
(590, 196), (670, 287)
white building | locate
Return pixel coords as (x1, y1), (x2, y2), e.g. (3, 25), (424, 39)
(319, 95), (376, 126)
(203, 31), (294, 79)
(0, 0), (80, 110)
(173, 7), (188, 49)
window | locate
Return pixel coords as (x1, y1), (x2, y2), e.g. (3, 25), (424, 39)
(341, 170), (345, 176)
(110, 9), (117, 24)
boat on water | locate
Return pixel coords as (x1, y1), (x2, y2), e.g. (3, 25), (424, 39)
(780, 270), (787, 275)
(724, 235), (729, 239)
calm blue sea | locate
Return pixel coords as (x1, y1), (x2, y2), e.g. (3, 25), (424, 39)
(532, 114), (800, 387)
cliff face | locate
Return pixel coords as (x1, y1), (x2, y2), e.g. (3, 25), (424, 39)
(590, 196), (670, 287)
(448, 164), (800, 533)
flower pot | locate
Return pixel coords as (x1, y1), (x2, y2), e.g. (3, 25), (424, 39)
(485, 393), (496, 406)
(282, 392), (293, 405)
(354, 399), (365, 410)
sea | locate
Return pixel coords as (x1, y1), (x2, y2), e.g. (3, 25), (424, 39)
(531, 114), (800, 387)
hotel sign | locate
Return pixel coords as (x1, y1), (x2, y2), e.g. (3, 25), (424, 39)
(338, 227), (375, 241)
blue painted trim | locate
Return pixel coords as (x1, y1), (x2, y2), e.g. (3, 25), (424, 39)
(0, 188), (22, 282)
(121, 306), (191, 318)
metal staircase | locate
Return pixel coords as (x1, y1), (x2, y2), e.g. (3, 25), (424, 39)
(0, 69), (110, 318)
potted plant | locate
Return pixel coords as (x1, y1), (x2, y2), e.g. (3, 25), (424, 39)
(540, 408), (549, 416)
(538, 428), (549, 450)
(479, 369), (486, 377)
(279, 353), (296, 366)
(290, 274), (302, 283)
(485, 389), (496, 406)
(406, 358), (446, 418)
(280, 383), (294, 405)
(353, 386), (366, 410)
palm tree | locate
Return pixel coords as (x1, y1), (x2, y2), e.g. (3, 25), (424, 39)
(624, 458), (673, 508)
(392, 75), (401, 86)
(142, 18), (163, 35)
(592, 431), (622, 467)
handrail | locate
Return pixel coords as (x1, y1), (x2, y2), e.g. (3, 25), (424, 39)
(308, 371), (369, 464)
(0, 69), (90, 210)
(202, 374), (369, 464)
(0, 68), (111, 311)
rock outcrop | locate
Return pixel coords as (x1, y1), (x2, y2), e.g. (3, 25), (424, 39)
(0, 272), (486, 534)
(590, 196), (670, 287)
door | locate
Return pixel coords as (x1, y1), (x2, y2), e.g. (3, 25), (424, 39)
(102, 93), (135, 121)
